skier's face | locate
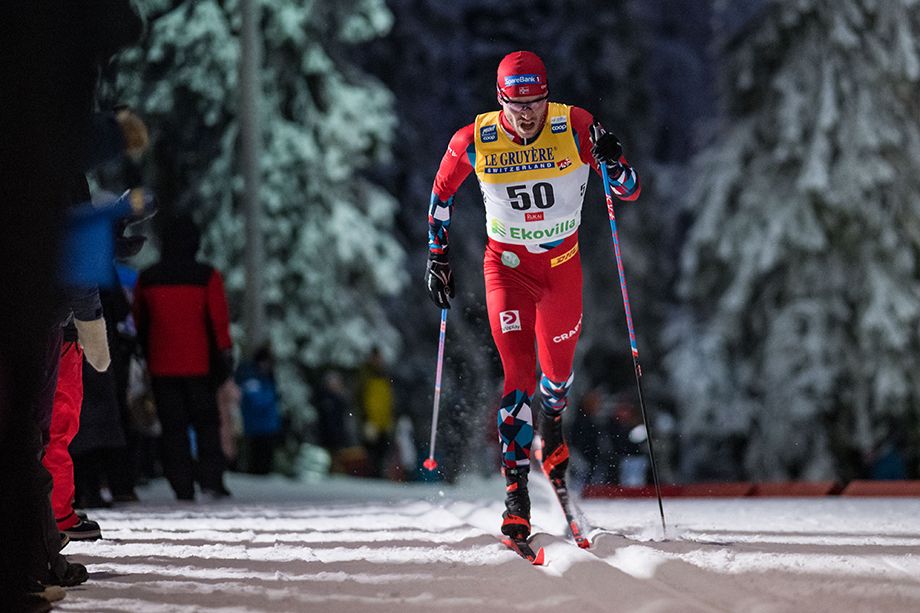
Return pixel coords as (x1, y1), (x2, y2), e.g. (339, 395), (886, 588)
(500, 93), (548, 139)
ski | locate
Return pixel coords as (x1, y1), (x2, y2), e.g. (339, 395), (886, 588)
(548, 476), (591, 548)
(501, 536), (545, 565)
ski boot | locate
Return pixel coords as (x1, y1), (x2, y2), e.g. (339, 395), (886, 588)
(539, 410), (569, 484)
(539, 410), (591, 548)
(500, 466), (531, 539)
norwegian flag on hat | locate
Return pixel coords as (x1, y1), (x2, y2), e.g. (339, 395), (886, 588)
(496, 51), (548, 98)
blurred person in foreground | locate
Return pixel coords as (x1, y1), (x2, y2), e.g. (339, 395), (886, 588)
(424, 51), (640, 540)
(0, 2), (145, 608)
(134, 214), (235, 501)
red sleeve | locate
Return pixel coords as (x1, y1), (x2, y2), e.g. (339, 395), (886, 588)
(432, 124), (475, 201)
(206, 269), (232, 351)
(570, 106), (641, 201)
(570, 106), (601, 171)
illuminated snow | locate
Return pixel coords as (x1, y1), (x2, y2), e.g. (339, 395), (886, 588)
(58, 474), (920, 613)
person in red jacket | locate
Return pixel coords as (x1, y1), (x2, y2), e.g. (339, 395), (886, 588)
(425, 51), (640, 540)
(134, 214), (234, 500)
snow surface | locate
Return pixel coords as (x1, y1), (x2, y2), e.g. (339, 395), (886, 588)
(59, 473), (920, 612)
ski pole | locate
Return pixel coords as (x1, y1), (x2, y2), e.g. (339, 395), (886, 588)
(423, 308), (448, 471)
(599, 159), (668, 535)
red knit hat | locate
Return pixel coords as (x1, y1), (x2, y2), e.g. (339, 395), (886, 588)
(496, 51), (548, 98)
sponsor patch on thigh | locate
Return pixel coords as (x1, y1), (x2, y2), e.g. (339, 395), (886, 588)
(550, 242), (579, 267)
(500, 310), (522, 333)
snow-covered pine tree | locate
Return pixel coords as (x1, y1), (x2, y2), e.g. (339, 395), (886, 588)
(105, 0), (407, 420)
(667, 0), (920, 480)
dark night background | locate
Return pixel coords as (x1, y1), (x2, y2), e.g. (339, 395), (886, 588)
(90, 0), (920, 484)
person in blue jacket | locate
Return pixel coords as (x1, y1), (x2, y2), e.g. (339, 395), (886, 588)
(236, 344), (282, 474)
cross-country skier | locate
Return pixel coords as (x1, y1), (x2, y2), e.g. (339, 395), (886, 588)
(425, 50), (641, 540)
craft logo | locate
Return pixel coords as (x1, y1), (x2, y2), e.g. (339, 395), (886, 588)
(525, 212), (544, 222)
(491, 218), (507, 238)
(557, 158), (572, 171)
(550, 115), (568, 133)
(480, 124), (497, 143)
(483, 147), (556, 174)
(504, 74), (541, 87)
(500, 310), (522, 333)
(553, 315), (582, 343)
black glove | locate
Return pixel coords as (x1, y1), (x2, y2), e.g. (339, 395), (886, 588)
(112, 186), (157, 259)
(590, 122), (623, 168)
(425, 253), (454, 309)
(213, 347), (235, 383)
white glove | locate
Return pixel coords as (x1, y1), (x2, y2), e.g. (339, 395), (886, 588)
(74, 317), (111, 372)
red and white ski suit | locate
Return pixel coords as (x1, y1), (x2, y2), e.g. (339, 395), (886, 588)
(429, 103), (640, 468)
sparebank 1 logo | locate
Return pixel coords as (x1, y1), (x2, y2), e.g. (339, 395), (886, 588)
(500, 310), (521, 333)
(491, 218), (507, 238)
(503, 74), (541, 87)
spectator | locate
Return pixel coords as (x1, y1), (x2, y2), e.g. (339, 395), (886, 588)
(134, 214), (234, 500)
(356, 347), (395, 478)
(608, 394), (648, 486)
(51, 140), (153, 533)
(867, 421), (908, 481)
(125, 350), (162, 483)
(41, 269), (111, 542)
(570, 386), (605, 487)
(392, 415), (418, 482)
(70, 262), (138, 510)
(105, 261), (147, 502)
(236, 344), (281, 474)
(315, 370), (370, 476)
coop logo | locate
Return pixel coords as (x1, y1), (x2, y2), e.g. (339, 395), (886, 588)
(504, 74), (542, 87)
(553, 315), (582, 343)
(483, 147), (556, 174)
(550, 115), (568, 133)
(480, 124), (497, 143)
(500, 310), (522, 333)
(525, 212), (544, 222)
